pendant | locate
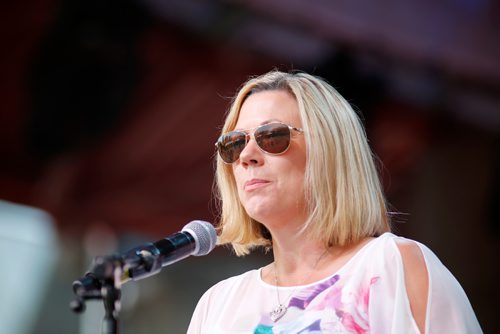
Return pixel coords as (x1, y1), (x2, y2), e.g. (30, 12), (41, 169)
(270, 304), (287, 322)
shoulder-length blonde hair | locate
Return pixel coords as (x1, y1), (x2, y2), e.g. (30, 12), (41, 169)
(215, 70), (390, 256)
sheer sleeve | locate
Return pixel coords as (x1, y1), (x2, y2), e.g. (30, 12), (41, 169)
(368, 236), (483, 334)
(418, 242), (483, 333)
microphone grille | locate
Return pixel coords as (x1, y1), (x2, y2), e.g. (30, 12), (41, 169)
(182, 220), (217, 256)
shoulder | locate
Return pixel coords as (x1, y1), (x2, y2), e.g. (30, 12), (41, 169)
(394, 238), (428, 278)
(367, 233), (428, 267)
(379, 235), (429, 301)
(394, 236), (429, 333)
(197, 269), (260, 304)
(188, 269), (260, 332)
(366, 234), (482, 333)
(390, 237), (430, 296)
(351, 233), (429, 282)
(356, 234), (429, 332)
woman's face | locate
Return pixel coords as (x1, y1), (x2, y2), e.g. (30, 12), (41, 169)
(232, 90), (308, 231)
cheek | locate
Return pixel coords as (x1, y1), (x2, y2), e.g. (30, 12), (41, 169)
(232, 167), (241, 186)
(275, 161), (305, 196)
(284, 161), (307, 202)
(288, 169), (306, 195)
(231, 168), (245, 198)
(288, 152), (307, 180)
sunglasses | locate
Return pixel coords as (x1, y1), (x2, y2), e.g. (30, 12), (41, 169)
(215, 122), (304, 164)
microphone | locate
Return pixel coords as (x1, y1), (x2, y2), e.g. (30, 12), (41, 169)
(73, 220), (217, 297)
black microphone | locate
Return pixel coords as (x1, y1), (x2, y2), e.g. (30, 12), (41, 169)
(73, 220), (217, 297)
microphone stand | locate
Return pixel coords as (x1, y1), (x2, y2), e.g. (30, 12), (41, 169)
(101, 282), (120, 334)
(70, 227), (208, 333)
(70, 255), (128, 334)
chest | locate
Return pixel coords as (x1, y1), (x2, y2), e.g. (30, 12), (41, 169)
(212, 273), (378, 333)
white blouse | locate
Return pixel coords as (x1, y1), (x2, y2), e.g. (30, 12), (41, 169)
(188, 233), (482, 333)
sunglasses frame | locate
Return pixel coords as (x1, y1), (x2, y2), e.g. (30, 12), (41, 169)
(215, 122), (304, 164)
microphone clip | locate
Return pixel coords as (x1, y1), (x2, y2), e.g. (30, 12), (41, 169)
(70, 254), (128, 334)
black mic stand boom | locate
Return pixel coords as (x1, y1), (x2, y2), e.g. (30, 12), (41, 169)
(70, 251), (147, 334)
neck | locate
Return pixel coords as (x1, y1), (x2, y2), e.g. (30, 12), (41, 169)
(267, 227), (372, 286)
(269, 228), (333, 286)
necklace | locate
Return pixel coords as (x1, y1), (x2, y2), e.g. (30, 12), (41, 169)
(270, 249), (329, 322)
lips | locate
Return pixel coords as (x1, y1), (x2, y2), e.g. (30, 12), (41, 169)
(244, 178), (271, 191)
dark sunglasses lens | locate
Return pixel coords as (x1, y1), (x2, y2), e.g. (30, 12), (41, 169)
(255, 123), (291, 154)
(218, 132), (246, 163)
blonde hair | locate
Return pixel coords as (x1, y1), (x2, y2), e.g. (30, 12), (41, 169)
(215, 70), (390, 256)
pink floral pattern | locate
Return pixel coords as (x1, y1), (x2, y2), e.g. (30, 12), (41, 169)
(254, 275), (380, 333)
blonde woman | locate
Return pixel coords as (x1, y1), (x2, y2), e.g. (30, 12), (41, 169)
(188, 71), (482, 333)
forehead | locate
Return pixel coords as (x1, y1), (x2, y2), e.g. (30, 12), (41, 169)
(235, 90), (301, 128)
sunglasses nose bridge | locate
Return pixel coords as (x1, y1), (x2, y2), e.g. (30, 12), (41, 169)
(245, 131), (252, 143)
(240, 129), (259, 149)
(237, 130), (264, 163)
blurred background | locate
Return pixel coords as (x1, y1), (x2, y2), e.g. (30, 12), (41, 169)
(1, 0), (499, 333)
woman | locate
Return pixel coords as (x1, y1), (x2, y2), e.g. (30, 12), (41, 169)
(188, 71), (482, 333)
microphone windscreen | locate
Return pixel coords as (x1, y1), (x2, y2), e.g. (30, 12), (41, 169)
(182, 220), (217, 256)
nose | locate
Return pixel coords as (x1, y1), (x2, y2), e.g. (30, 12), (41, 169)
(238, 136), (264, 166)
